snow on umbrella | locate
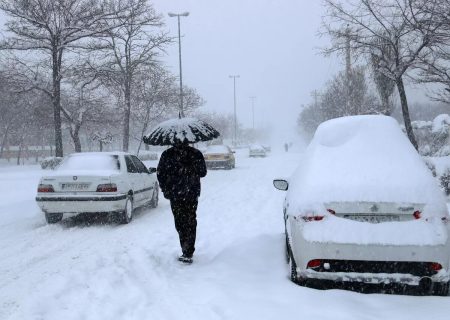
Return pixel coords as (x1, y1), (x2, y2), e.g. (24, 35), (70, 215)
(143, 117), (220, 146)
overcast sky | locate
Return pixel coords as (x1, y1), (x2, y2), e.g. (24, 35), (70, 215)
(152, 0), (341, 143)
(0, 0), (431, 146)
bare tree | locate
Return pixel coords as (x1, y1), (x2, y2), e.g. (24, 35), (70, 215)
(322, 0), (448, 150)
(61, 72), (106, 152)
(0, 0), (130, 156)
(96, 0), (171, 151)
(132, 66), (176, 154)
(298, 67), (378, 137)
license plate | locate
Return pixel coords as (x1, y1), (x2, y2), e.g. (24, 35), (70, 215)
(61, 183), (90, 191)
(343, 215), (400, 223)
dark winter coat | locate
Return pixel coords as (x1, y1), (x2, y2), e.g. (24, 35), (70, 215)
(157, 145), (207, 201)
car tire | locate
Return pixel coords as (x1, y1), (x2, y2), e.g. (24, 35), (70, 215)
(287, 243), (298, 283)
(149, 183), (159, 208)
(119, 196), (133, 224)
(285, 236), (290, 263)
(45, 212), (63, 224)
(432, 282), (450, 296)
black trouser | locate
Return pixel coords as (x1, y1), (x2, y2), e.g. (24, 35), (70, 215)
(170, 199), (198, 257)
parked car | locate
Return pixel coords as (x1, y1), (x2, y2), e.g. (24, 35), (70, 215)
(36, 152), (159, 224)
(273, 115), (450, 295)
(249, 144), (266, 157)
(203, 145), (235, 169)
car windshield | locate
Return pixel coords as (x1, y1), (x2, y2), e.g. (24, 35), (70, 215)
(57, 154), (120, 171)
(205, 145), (229, 154)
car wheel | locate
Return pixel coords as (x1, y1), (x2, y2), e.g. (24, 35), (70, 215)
(289, 254), (298, 283)
(432, 282), (450, 296)
(149, 183), (159, 208)
(285, 236), (290, 263)
(45, 212), (63, 224)
(120, 196), (133, 224)
(287, 243), (298, 283)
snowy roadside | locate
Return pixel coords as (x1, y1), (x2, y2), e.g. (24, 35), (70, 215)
(0, 150), (450, 320)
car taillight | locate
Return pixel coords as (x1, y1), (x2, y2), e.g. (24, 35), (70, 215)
(413, 211), (421, 219)
(96, 183), (117, 192)
(429, 262), (443, 271)
(302, 216), (324, 222)
(307, 259), (322, 269)
(38, 184), (54, 192)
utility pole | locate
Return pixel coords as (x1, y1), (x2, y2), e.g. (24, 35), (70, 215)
(249, 96), (256, 130)
(168, 12), (190, 117)
(229, 75), (240, 146)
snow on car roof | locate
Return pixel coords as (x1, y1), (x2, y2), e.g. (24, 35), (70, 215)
(204, 145), (230, 154)
(287, 115), (448, 217)
(51, 153), (121, 175)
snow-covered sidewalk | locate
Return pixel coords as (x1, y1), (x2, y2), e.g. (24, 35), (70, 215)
(0, 150), (449, 320)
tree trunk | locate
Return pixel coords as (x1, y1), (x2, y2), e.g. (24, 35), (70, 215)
(99, 141), (103, 152)
(381, 94), (390, 116)
(396, 77), (418, 150)
(70, 124), (82, 152)
(16, 132), (25, 166)
(0, 123), (11, 159)
(122, 82), (131, 152)
(52, 48), (64, 157)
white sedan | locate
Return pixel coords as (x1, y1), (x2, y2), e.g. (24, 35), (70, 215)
(274, 115), (450, 295)
(36, 152), (159, 224)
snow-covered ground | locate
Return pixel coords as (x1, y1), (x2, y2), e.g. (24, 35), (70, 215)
(1, 149), (450, 320)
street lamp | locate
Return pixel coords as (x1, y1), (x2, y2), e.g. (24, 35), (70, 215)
(168, 12), (190, 117)
(249, 96), (256, 130)
(229, 75), (240, 146)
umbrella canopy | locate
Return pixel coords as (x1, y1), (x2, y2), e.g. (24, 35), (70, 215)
(143, 117), (220, 146)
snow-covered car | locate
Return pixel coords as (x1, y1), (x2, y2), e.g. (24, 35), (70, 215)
(249, 144), (266, 157)
(36, 152), (159, 224)
(203, 145), (235, 169)
(273, 115), (450, 295)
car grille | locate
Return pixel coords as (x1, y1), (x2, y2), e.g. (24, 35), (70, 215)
(311, 260), (440, 277)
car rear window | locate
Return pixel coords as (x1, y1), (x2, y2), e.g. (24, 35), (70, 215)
(205, 145), (229, 154)
(57, 154), (120, 171)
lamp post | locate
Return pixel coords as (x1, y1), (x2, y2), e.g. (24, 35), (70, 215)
(249, 96), (256, 130)
(168, 12), (189, 117)
(229, 75), (240, 146)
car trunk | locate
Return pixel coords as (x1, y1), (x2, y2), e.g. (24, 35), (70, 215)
(41, 172), (113, 193)
(325, 201), (425, 223)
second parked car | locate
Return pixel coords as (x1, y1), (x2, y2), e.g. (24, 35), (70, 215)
(203, 145), (235, 169)
(36, 152), (159, 224)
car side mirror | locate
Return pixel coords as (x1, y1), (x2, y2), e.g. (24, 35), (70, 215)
(148, 167), (157, 174)
(273, 179), (288, 191)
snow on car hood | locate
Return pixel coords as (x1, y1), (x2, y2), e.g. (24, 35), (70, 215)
(286, 115), (448, 218)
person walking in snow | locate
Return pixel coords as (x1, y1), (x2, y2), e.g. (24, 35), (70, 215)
(157, 140), (207, 264)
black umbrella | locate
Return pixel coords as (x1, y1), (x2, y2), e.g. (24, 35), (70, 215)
(143, 117), (220, 146)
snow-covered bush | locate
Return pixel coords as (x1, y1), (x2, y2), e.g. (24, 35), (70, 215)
(39, 157), (63, 170)
(441, 169), (450, 196)
(424, 158), (437, 177)
(405, 114), (449, 156)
